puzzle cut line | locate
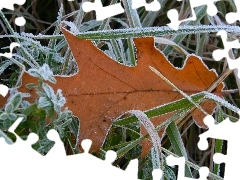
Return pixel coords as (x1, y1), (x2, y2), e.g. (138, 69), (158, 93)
(167, 0), (220, 30)
(198, 113), (240, 179)
(0, 42), (20, 58)
(81, 0), (160, 21)
(166, 155), (209, 180)
(0, 0), (26, 26)
(212, 30), (240, 79)
(81, 0), (240, 30)
(82, 0), (125, 21)
(225, 0), (240, 24)
(1, 116), (162, 180)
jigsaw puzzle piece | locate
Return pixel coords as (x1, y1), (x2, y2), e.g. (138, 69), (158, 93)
(82, 0), (124, 21)
(131, 0), (161, 11)
(212, 31), (240, 61)
(0, 42), (20, 58)
(1, 126), (141, 180)
(212, 30), (240, 79)
(167, 7), (182, 30)
(81, 138), (92, 153)
(152, 168), (163, 180)
(167, 0), (220, 30)
(14, 16), (26, 26)
(225, 0), (240, 24)
(8, 117), (40, 156)
(0, 1), (26, 26)
(46, 129), (66, 157)
(0, 84), (9, 97)
(0, 117), (43, 179)
(166, 155), (209, 180)
(0, 0), (26, 10)
(198, 115), (239, 150)
(0, 136), (10, 153)
(104, 149), (117, 163)
(0, 136), (16, 178)
(63, 139), (139, 180)
(8, 117), (23, 134)
(25, 132), (39, 146)
(213, 153), (226, 164)
(192, 0), (219, 16)
(213, 151), (239, 179)
(198, 114), (240, 179)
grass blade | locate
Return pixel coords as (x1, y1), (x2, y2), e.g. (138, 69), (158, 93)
(166, 122), (193, 178)
(75, 25), (240, 40)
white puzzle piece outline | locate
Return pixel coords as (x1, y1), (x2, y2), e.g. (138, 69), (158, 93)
(166, 155), (209, 180)
(167, 0), (220, 30)
(225, 0), (240, 24)
(0, 0), (25, 11)
(0, 42), (20, 58)
(82, 0), (124, 21)
(82, 0), (161, 21)
(131, 0), (161, 11)
(0, 0), (26, 26)
(0, 84), (9, 97)
(0, 116), (163, 180)
(198, 114), (240, 180)
(212, 30), (240, 79)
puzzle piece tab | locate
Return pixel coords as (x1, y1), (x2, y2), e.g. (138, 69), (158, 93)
(68, 139), (140, 180)
(225, 0), (240, 24)
(0, 42), (20, 58)
(167, 0), (220, 30)
(0, 117), (42, 179)
(166, 155), (209, 180)
(0, 0), (26, 10)
(198, 114), (240, 179)
(82, 0), (124, 21)
(212, 30), (240, 79)
(0, 117), (145, 180)
(0, 84), (9, 97)
(0, 0), (26, 26)
(46, 129), (66, 157)
(131, 0), (161, 11)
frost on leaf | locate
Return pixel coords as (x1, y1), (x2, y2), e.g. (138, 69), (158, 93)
(0, 28), (224, 156)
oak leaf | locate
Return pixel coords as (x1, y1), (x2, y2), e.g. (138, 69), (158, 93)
(0, 28), (223, 156)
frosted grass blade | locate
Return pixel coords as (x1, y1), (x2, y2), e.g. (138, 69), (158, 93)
(75, 25), (240, 40)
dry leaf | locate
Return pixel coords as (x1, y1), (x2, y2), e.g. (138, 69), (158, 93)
(0, 28), (223, 156)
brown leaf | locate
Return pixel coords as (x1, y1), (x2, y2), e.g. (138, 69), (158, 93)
(0, 28), (223, 156)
